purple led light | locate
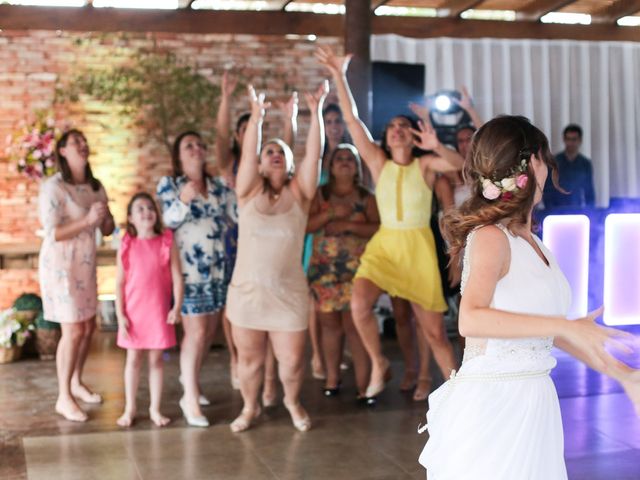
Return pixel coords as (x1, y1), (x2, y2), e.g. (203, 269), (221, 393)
(603, 214), (640, 326)
(543, 215), (590, 319)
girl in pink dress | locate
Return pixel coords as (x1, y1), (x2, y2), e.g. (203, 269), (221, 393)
(115, 192), (183, 427)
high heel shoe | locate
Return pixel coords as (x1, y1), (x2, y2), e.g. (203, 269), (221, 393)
(323, 380), (342, 397)
(364, 358), (392, 399)
(284, 401), (311, 432)
(230, 407), (261, 433)
(179, 375), (211, 406)
(311, 360), (326, 381)
(179, 398), (209, 428)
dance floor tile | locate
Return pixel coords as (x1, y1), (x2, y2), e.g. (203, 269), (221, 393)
(3, 332), (639, 480)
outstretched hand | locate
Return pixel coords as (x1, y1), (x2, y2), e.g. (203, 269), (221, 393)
(277, 91), (299, 119)
(221, 70), (239, 98)
(409, 102), (430, 122)
(453, 86), (473, 112)
(315, 46), (352, 78)
(304, 80), (330, 114)
(410, 119), (441, 152)
(567, 307), (636, 372)
(247, 85), (270, 120)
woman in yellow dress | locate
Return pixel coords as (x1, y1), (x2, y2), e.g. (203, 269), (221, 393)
(316, 46), (464, 399)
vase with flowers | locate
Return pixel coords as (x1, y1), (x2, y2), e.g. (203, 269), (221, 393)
(4, 111), (64, 181)
(0, 308), (36, 363)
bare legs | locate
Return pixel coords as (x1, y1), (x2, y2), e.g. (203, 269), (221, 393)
(262, 343), (278, 406)
(180, 312), (219, 419)
(318, 311), (370, 397)
(230, 325), (267, 432)
(231, 325), (310, 432)
(350, 278), (389, 397)
(308, 301), (325, 380)
(70, 317), (102, 404)
(391, 298), (418, 391)
(222, 312), (239, 389)
(270, 330), (311, 431)
(55, 319), (92, 422)
(412, 303), (457, 380)
(116, 349), (170, 427)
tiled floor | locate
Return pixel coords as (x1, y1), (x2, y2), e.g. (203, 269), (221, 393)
(1, 331), (639, 479)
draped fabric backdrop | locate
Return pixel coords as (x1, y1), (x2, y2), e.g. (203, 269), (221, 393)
(371, 34), (640, 207)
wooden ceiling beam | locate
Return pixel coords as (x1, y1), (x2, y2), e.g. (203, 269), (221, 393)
(1, 5), (640, 42)
(517, 0), (577, 21)
(371, 0), (390, 11)
(591, 0), (640, 24)
(437, 0), (484, 18)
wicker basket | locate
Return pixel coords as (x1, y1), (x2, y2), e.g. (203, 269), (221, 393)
(0, 345), (22, 364)
(35, 329), (61, 360)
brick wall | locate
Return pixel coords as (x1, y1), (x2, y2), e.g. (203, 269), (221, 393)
(0, 30), (342, 309)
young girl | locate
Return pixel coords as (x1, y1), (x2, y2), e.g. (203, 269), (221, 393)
(115, 192), (184, 427)
(419, 115), (640, 478)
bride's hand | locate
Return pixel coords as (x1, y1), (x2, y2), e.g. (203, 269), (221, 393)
(562, 306), (634, 371)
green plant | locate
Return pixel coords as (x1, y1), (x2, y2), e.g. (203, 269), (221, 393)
(13, 293), (43, 312)
(57, 49), (226, 156)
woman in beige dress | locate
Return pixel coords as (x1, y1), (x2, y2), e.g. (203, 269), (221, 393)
(225, 81), (328, 432)
(39, 129), (115, 422)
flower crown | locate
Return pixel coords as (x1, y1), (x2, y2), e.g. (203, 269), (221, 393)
(479, 157), (529, 201)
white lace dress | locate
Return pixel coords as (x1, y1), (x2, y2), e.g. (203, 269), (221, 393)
(419, 225), (572, 480)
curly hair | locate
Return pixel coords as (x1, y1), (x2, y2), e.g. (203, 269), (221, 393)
(443, 115), (563, 258)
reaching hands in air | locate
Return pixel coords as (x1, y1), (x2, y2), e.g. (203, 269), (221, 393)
(247, 85), (271, 121)
(221, 70), (239, 98)
(315, 46), (352, 78)
(411, 119), (441, 152)
(454, 86), (473, 112)
(304, 80), (330, 115)
(277, 91), (299, 119)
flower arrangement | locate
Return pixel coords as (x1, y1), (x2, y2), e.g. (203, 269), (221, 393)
(0, 308), (35, 349)
(4, 111), (63, 180)
(480, 159), (529, 201)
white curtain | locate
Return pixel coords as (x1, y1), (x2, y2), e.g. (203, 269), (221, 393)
(371, 34), (640, 207)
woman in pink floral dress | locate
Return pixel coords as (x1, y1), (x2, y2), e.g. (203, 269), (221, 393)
(38, 129), (115, 422)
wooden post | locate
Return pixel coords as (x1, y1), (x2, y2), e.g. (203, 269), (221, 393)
(344, 0), (372, 127)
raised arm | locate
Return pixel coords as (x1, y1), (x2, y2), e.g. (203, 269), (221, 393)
(277, 91), (298, 150)
(215, 71), (238, 174)
(315, 46), (386, 181)
(455, 86), (484, 129)
(412, 120), (465, 173)
(293, 81), (329, 201)
(236, 85), (270, 202)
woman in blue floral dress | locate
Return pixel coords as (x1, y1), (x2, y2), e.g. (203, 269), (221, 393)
(157, 130), (230, 427)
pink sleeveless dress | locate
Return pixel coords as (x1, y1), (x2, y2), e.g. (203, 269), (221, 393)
(116, 230), (176, 350)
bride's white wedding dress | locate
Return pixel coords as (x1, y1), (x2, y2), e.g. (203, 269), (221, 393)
(419, 224), (572, 479)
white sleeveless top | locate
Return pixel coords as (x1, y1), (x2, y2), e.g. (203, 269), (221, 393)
(460, 224), (572, 375)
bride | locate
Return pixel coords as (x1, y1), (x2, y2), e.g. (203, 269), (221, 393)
(419, 115), (640, 479)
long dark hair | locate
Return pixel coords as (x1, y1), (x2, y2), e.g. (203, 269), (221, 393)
(171, 130), (209, 179)
(56, 129), (101, 191)
(231, 113), (251, 162)
(125, 192), (164, 237)
(320, 144), (368, 200)
(322, 103), (350, 158)
(444, 115), (562, 257)
(379, 115), (429, 159)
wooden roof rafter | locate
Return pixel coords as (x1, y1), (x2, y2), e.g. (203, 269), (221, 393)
(591, 0), (640, 24)
(437, 0), (485, 18)
(517, 0), (578, 22)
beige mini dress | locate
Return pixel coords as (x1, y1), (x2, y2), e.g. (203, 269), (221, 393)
(226, 187), (309, 332)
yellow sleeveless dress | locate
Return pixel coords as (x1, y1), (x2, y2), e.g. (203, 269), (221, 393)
(355, 159), (447, 312)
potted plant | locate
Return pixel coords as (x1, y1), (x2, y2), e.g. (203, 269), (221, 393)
(12, 293), (42, 358)
(34, 311), (61, 361)
(0, 308), (35, 363)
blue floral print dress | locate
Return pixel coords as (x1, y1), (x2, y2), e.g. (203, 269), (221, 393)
(157, 175), (231, 315)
